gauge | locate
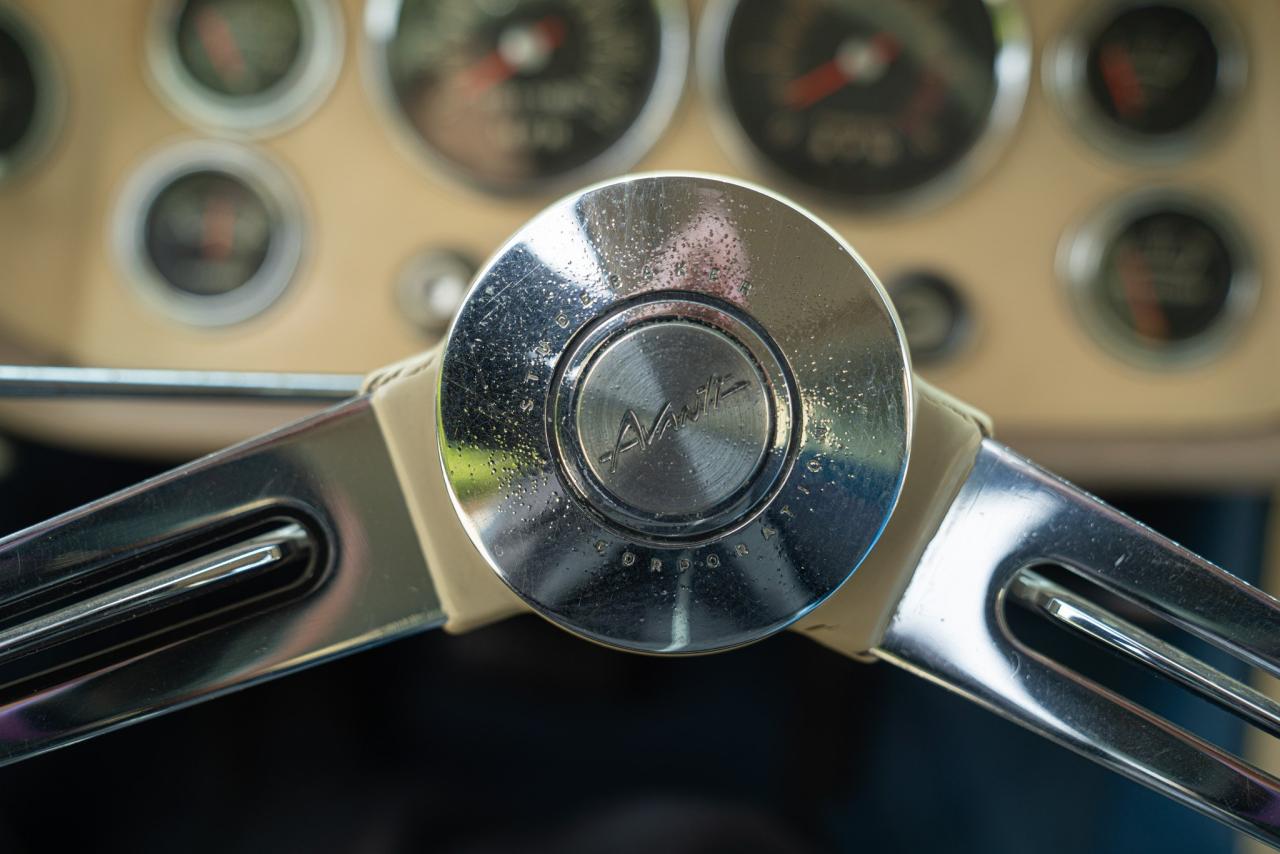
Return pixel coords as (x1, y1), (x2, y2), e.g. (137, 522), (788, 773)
(1063, 193), (1256, 366)
(888, 271), (971, 365)
(701, 0), (1028, 207)
(0, 6), (60, 183)
(144, 171), (275, 298)
(148, 0), (343, 134)
(117, 142), (305, 327)
(366, 0), (688, 194)
(1047, 1), (1244, 160)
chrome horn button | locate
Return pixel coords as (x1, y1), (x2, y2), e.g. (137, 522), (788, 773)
(553, 297), (795, 542)
(575, 322), (770, 517)
(438, 174), (911, 654)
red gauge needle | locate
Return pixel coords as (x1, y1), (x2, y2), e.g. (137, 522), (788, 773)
(1116, 243), (1170, 341)
(202, 195), (238, 262)
(460, 16), (567, 97)
(784, 33), (900, 110)
(1099, 42), (1145, 119)
(194, 7), (247, 88)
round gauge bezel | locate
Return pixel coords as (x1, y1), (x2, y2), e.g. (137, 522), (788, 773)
(886, 269), (975, 367)
(361, 0), (690, 198)
(0, 3), (65, 186)
(113, 139), (307, 327)
(146, 0), (344, 136)
(1044, 0), (1248, 165)
(696, 0), (1032, 215)
(1058, 188), (1258, 370)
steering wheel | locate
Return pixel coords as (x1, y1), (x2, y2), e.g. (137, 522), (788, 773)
(2, 174), (1279, 848)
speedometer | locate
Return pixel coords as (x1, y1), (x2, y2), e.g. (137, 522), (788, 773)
(701, 0), (1028, 209)
(366, 0), (688, 195)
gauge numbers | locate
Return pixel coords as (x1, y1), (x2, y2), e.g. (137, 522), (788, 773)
(367, 0), (688, 194)
(1064, 193), (1256, 367)
(702, 0), (1028, 208)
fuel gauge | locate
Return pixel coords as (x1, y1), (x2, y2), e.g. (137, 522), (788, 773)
(117, 142), (305, 327)
(148, 0), (343, 134)
(1063, 192), (1256, 366)
(1049, 1), (1245, 160)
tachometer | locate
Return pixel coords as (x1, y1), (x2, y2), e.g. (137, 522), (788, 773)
(366, 0), (688, 194)
(701, 0), (1028, 208)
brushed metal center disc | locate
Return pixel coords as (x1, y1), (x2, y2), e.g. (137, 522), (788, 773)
(552, 297), (795, 543)
(574, 321), (771, 522)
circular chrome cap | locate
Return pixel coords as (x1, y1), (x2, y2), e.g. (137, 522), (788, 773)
(575, 321), (770, 518)
(439, 174), (911, 654)
(553, 297), (794, 542)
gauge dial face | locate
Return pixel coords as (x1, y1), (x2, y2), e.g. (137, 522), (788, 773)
(711, 0), (1016, 204)
(1080, 205), (1250, 358)
(1083, 4), (1223, 138)
(375, 0), (682, 192)
(143, 170), (276, 297)
(888, 271), (970, 364)
(174, 0), (304, 98)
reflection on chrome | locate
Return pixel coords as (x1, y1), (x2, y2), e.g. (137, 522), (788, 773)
(0, 397), (443, 766)
(439, 175), (911, 654)
(876, 440), (1280, 847)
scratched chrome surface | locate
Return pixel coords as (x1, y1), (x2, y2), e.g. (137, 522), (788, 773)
(438, 174), (912, 654)
(552, 295), (795, 543)
(0, 398), (443, 765)
(876, 439), (1280, 846)
(573, 321), (770, 521)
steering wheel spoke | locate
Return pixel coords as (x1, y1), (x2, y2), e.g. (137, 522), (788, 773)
(0, 395), (445, 765)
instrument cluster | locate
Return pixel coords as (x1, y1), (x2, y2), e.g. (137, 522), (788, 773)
(0, 0), (1271, 473)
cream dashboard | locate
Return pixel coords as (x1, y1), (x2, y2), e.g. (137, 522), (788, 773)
(0, 0), (1277, 487)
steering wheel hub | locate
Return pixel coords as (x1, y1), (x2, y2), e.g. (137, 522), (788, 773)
(438, 174), (912, 654)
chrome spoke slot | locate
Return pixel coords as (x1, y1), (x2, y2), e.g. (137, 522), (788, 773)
(877, 439), (1280, 848)
(1007, 567), (1280, 742)
(0, 515), (324, 698)
(0, 396), (443, 766)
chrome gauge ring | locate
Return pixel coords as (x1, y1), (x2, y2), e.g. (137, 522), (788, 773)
(1045, 0), (1246, 164)
(364, 0), (689, 196)
(698, 0), (1030, 212)
(114, 139), (307, 327)
(147, 0), (344, 135)
(438, 174), (912, 654)
(1059, 188), (1257, 368)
